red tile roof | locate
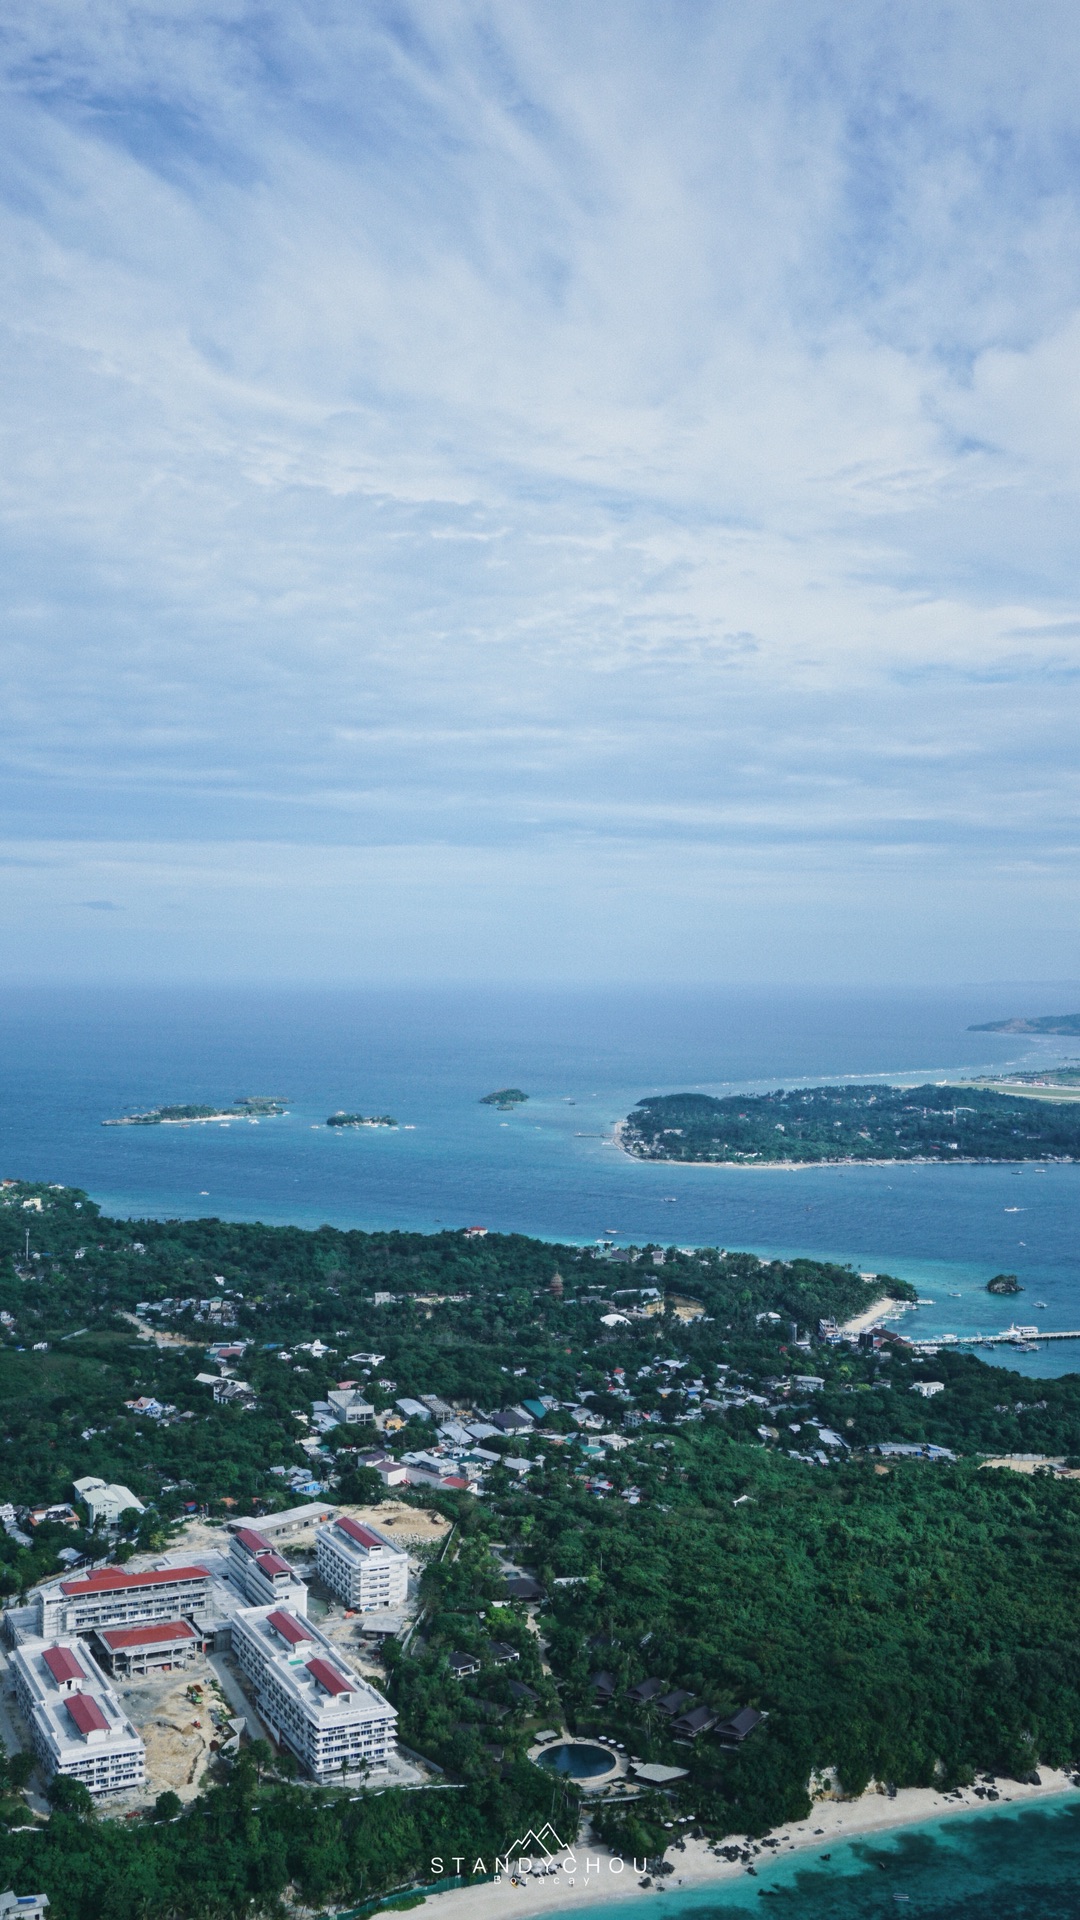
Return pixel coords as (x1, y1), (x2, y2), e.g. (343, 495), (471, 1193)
(43, 1645), (84, 1685)
(335, 1516), (386, 1551)
(234, 1527), (275, 1555)
(256, 1553), (292, 1577)
(65, 1693), (109, 1736)
(306, 1657), (351, 1696)
(59, 1564), (209, 1597)
(266, 1609), (312, 1646)
(99, 1619), (197, 1651)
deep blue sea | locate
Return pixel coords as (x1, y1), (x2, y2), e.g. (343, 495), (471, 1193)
(3, 983), (1080, 1377)
(569, 1794), (1080, 1920)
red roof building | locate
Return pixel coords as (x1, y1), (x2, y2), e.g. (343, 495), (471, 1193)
(266, 1609), (312, 1646)
(229, 1527), (306, 1610)
(232, 1605), (396, 1781)
(59, 1564), (209, 1597)
(40, 1562), (211, 1637)
(315, 1514), (409, 1612)
(306, 1657), (351, 1696)
(11, 1638), (145, 1794)
(95, 1617), (202, 1676)
(64, 1694), (109, 1738)
(42, 1646), (85, 1689)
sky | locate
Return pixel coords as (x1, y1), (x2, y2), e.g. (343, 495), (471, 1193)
(3, 0), (1080, 985)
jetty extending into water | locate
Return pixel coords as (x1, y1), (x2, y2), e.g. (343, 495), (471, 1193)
(911, 1322), (1080, 1352)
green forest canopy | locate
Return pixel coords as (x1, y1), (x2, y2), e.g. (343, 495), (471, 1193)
(623, 1083), (1080, 1162)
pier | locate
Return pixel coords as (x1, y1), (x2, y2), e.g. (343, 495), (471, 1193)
(910, 1324), (1080, 1350)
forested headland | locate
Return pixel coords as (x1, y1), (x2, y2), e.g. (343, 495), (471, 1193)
(622, 1083), (1080, 1162)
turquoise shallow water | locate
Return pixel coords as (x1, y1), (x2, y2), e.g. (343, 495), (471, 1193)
(3, 983), (1080, 1377)
(558, 1796), (1080, 1920)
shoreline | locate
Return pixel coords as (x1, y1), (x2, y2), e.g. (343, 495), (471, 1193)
(839, 1294), (904, 1335)
(422, 1771), (1080, 1920)
(610, 1118), (1079, 1171)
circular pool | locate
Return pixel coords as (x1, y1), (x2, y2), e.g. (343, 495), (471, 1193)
(536, 1741), (616, 1779)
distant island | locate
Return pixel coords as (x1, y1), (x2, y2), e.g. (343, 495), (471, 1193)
(620, 1083), (1080, 1164)
(987, 1273), (1023, 1294)
(103, 1095), (287, 1127)
(480, 1088), (528, 1108)
(988, 1066), (1080, 1086)
(970, 1012), (1080, 1034)
(326, 1112), (397, 1128)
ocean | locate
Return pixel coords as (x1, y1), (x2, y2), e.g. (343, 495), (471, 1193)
(2, 982), (1080, 1378)
(567, 1794), (1080, 1920)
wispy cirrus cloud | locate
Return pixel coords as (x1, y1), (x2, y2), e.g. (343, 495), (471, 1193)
(1, 2), (1080, 977)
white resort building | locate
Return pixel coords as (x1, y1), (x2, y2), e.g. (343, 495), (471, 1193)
(71, 1477), (145, 1531)
(314, 1515), (409, 1611)
(11, 1638), (145, 1794)
(35, 1562), (211, 1638)
(227, 1527), (309, 1612)
(230, 1605), (397, 1780)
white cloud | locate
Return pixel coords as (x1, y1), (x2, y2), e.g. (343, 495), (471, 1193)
(1, 2), (1080, 975)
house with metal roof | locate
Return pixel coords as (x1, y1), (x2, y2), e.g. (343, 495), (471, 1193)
(627, 1675), (665, 1705)
(0, 1892), (49, 1918)
(315, 1514), (409, 1611)
(670, 1704), (718, 1739)
(714, 1705), (765, 1747)
(227, 1502), (337, 1541)
(10, 1638), (144, 1794)
(656, 1688), (695, 1717)
(230, 1605), (396, 1781)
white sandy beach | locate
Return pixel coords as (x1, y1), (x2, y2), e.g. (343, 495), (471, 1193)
(424, 1771), (1078, 1920)
(839, 1295), (909, 1335)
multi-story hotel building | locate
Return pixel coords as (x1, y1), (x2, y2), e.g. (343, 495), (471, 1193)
(314, 1515), (409, 1611)
(230, 1605), (396, 1780)
(35, 1563), (211, 1638)
(227, 1527), (308, 1613)
(11, 1638), (145, 1794)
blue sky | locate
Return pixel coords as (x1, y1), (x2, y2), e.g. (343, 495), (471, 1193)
(3, 1), (1080, 983)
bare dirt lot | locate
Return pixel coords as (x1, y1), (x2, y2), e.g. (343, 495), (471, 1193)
(156, 1500), (450, 1565)
(340, 1500), (451, 1545)
(118, 1655), (230, 1799)
(154, 1516), (234, 1557)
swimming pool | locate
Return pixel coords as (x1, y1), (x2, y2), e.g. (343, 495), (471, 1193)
(536, 1741), (617, 1779)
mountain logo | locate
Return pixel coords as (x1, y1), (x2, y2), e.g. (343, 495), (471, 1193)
(501, 1823), (571, 1861)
